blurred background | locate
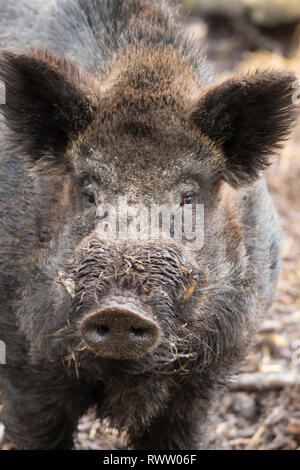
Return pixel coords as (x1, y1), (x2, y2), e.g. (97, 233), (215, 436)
(1, 0), (300, 451)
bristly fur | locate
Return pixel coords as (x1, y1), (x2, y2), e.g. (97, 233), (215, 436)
(190, 71), (297, 187)
(0, 0), (297, 450)
(0, 49), (101, 163)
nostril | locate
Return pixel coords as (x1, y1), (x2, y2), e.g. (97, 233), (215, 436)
(130, 326), (149, 339)
(83, 322), (111, 344)
(96, 324), (110, 337)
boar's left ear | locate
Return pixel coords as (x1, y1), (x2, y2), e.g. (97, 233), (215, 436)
(190, 72), (297, 187)
(0, 49), (100, 166)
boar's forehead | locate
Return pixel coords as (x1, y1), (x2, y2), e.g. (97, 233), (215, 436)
(75, 124), (218, 197)
(71, 46), (222, 190)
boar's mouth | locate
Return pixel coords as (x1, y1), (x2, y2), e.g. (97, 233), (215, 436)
(80, 295), (161, 360)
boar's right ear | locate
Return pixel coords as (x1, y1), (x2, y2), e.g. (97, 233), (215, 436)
(0, 49), (100, 166)
(190, 71), (297, 187)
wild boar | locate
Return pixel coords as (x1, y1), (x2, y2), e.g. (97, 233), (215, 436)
(0, 0), (296, 449)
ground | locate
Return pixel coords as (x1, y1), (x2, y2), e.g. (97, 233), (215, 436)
(1, 2), (300, 451)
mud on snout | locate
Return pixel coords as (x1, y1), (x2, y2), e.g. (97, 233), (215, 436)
(59, 235), (199, 361)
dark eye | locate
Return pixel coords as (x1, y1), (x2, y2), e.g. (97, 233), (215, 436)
(181, 194), (194, 206)
(87, 194), (96, 205)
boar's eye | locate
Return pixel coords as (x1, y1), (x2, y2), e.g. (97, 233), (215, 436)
(181, 194), (194, 206)
(81, 182), (97, 206)
(82, 182), (97, 206)
(87, 194), (96, 205)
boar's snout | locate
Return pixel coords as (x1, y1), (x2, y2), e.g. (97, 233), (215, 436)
(81, 299), (161, 360)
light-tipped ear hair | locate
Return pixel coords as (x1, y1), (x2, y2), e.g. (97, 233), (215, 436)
(0, 48), (101, 167)
(190, 71), (297, 187)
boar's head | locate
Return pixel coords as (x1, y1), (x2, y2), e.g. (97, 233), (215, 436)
(0, 48), (296, 380)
